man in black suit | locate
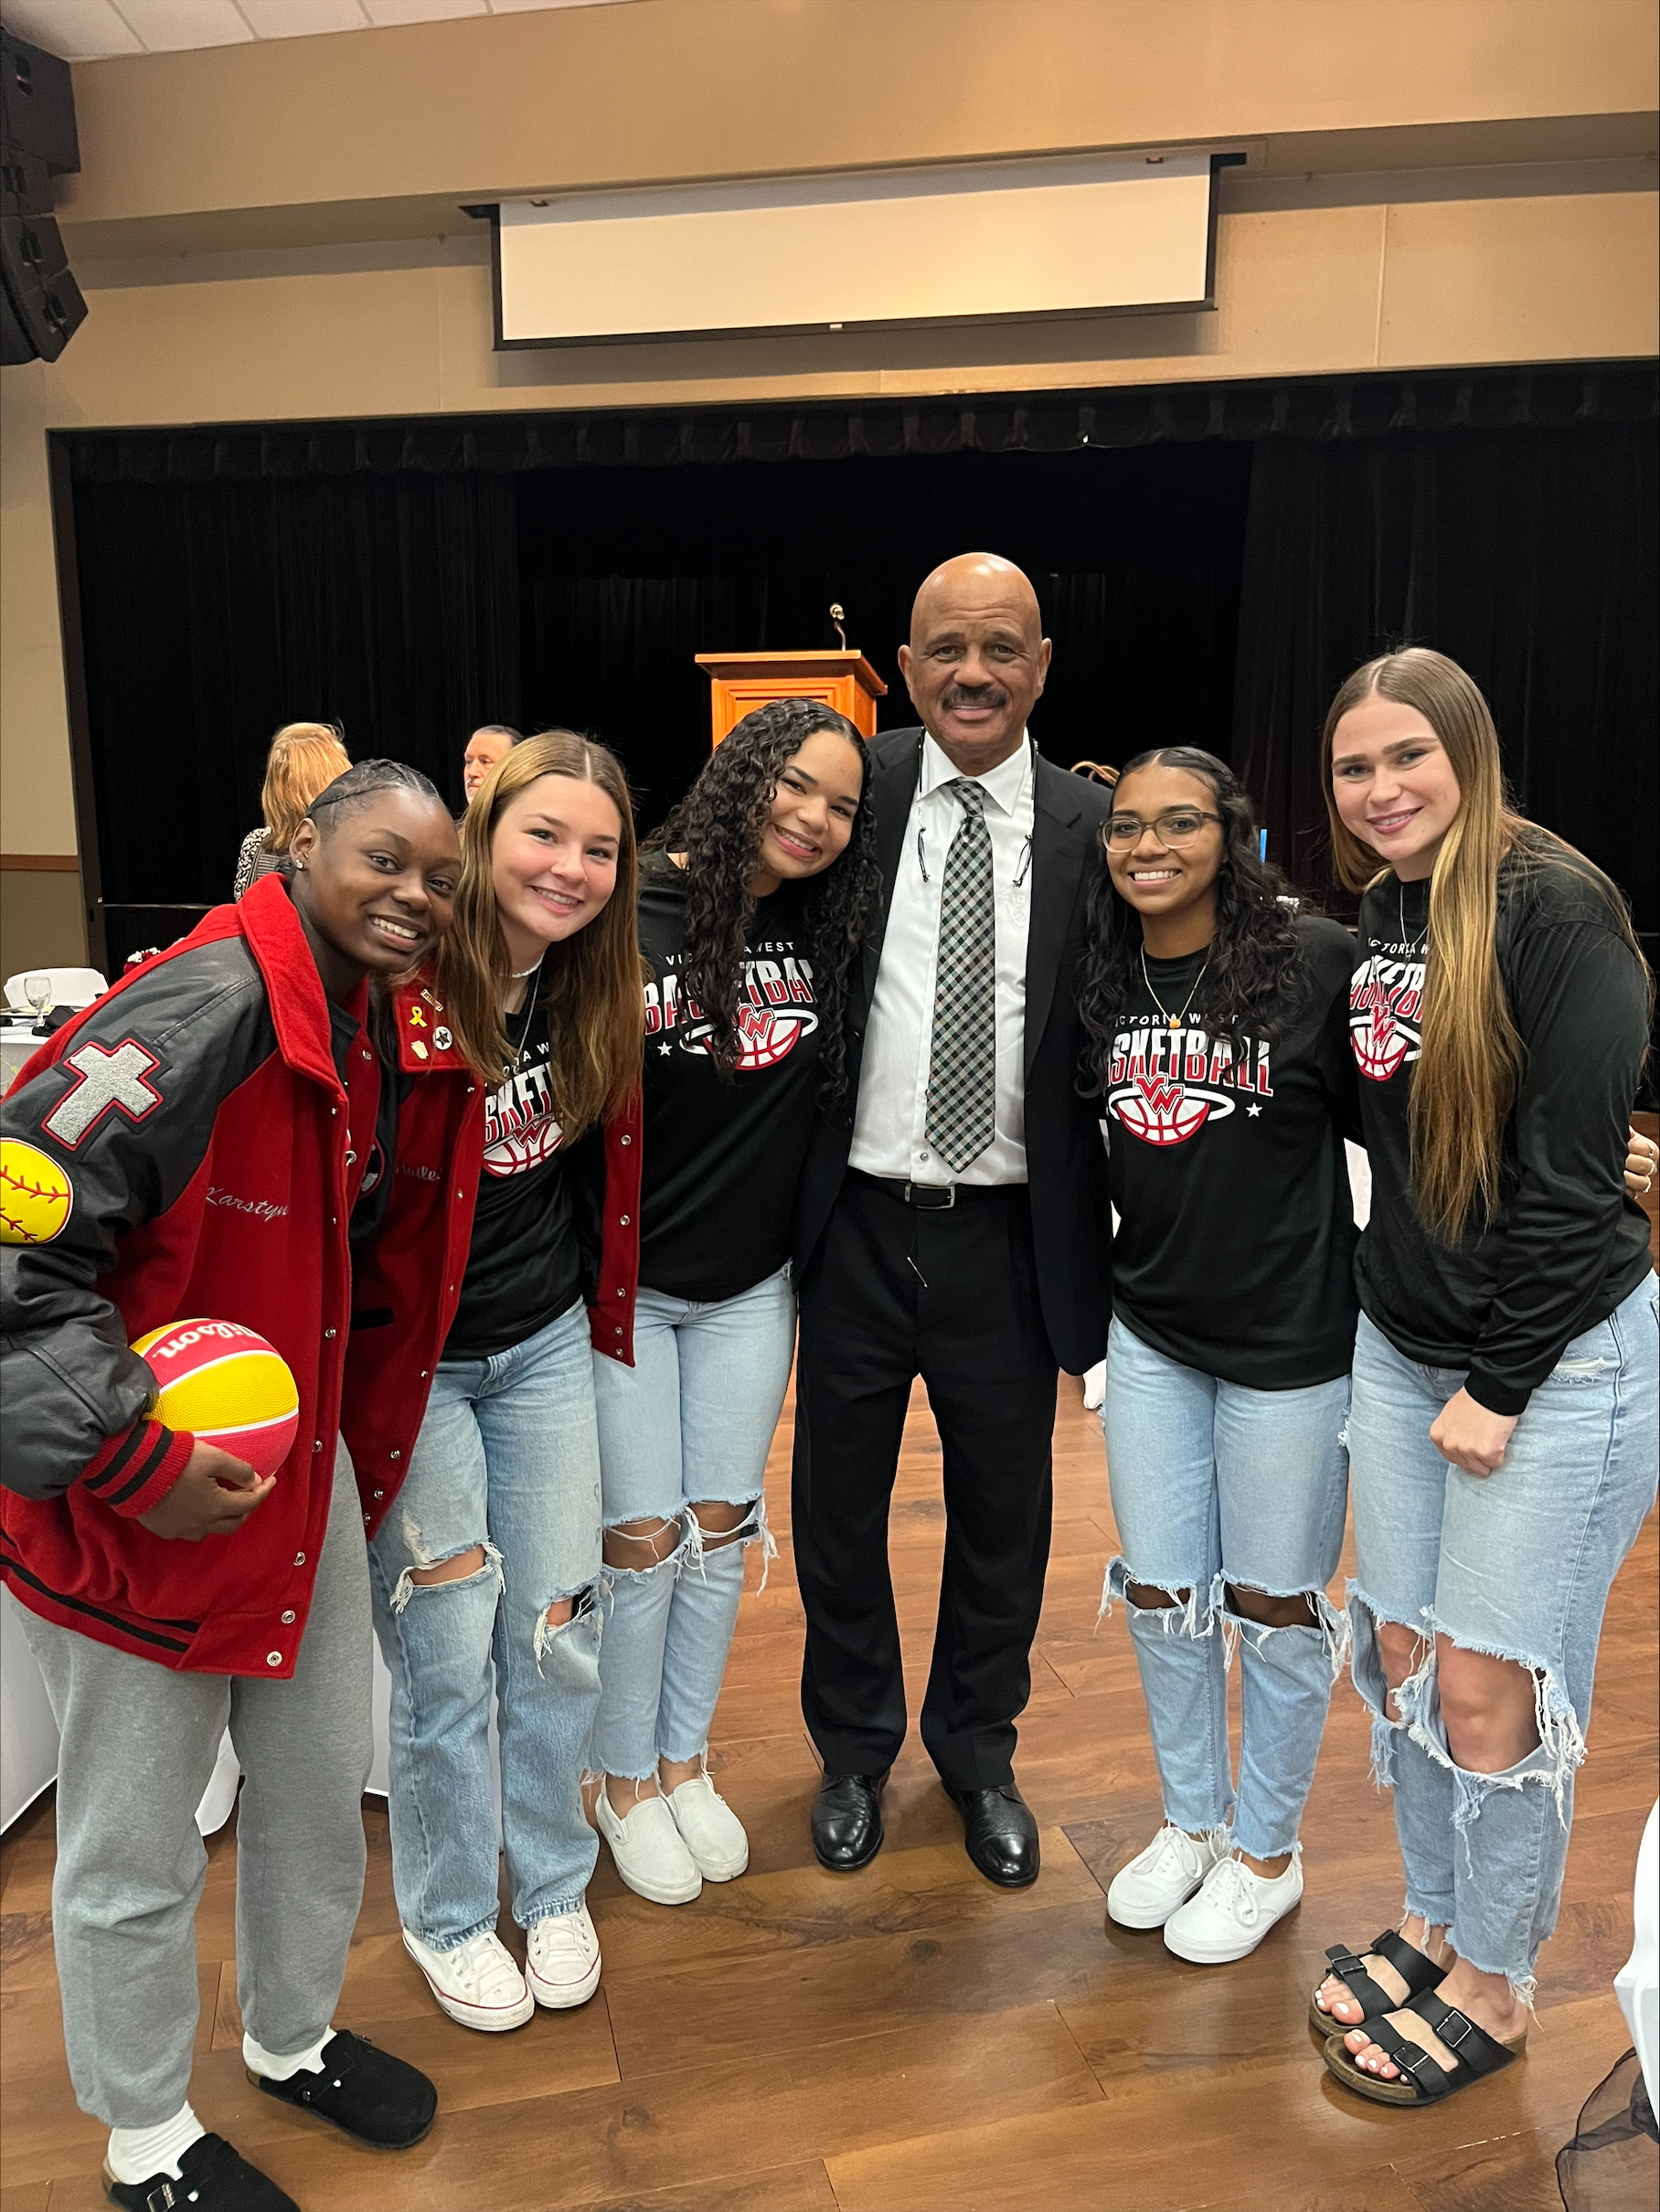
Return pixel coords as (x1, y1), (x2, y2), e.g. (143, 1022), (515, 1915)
(791, 551), (1114, 1888)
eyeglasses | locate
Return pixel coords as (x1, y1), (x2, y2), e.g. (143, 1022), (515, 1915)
(1104, 810), (1222, 847)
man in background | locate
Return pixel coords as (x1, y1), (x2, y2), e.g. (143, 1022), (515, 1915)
(461, 724), (521, 805)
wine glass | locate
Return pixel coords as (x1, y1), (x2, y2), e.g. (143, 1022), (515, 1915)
(23, 973), (53, 1034)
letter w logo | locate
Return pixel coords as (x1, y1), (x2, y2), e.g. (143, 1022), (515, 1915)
(1137, 1077), (1185, 1118)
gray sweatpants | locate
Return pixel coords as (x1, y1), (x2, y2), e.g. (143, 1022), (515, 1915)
(19, 1440), (373, 2128)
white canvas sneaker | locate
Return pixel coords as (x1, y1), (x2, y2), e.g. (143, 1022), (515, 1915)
(526, 1906), (602, 2009)
(665, 1772), (750, 1882)
(595, 1784), (703, 1905)
(1106, 1824), (1230, 1930)
(1163, 1847), (1304, 1963)
(401, 1926), (534, 2032)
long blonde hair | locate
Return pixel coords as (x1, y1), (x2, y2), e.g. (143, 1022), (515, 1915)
(1321, 647), (1644, 1239)
(261, 722), (352, 852)
(436, 730), (642, 1137)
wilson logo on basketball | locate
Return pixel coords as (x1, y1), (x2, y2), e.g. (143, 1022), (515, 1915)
(1349, 954), (1423, 1084)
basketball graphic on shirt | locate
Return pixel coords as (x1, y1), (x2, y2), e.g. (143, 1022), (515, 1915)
(132, 1317), (300, 1477)
(1110, 1075), (1234, 1148)
(1349, 955), (1422, 1084)
(481, 1046), (562, 1178)
(0, 1139), (73, 1244)
(729, 1004), (817, 1071)
(1351, 1007), (1413, 1082)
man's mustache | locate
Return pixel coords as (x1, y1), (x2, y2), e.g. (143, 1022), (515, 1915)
(941, 686), (1010, 711)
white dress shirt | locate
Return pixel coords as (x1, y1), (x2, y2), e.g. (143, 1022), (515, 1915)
(849, 731), (1035, 1186)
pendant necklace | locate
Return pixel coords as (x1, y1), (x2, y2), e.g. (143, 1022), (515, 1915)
(1141, 943), (1210, 1029)
(506, 953), (544, 1070)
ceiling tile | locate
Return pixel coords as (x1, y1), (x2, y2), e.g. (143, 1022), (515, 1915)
(360, 0), (484, 21)
(1, 0), (144, 58)
(115, 0), (258, 49)
(237, 0), (367, 35)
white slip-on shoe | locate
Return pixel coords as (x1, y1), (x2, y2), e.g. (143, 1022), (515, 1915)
(665, 1772), (750, 1882)
(1163, 1846), (1304, 1963)
(595, 1785), (703, 1905)
(401, 1926), (535, 2032)
(525, 1906), (602, 2009)
(1106, 1824), (1230, 1930)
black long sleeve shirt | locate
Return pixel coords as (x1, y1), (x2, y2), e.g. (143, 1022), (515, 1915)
(1351, 850), (1653, 1417)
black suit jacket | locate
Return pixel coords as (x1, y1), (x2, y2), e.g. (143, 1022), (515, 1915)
(794, 726), (1115, 1374)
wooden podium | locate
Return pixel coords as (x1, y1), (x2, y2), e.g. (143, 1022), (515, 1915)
(695, 650), (888, 747)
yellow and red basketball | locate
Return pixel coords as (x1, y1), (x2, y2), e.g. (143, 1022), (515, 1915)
(132, 1318), (300, 1478)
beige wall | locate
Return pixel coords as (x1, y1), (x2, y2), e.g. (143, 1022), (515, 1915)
(1, 0), (1656, 891)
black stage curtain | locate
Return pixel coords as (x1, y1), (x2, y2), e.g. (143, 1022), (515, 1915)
(70, 472), (518, 965)
(517, 443), (1254, 831)
(1234, 420), (1658, 930)
(59, 362), (1656, 969)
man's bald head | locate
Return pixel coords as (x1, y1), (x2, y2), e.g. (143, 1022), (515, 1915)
(899, 551), (1050, 773)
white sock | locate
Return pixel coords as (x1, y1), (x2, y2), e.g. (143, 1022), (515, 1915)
(105, 2102), (205, 2185)
(243, 2026), (333, 2079)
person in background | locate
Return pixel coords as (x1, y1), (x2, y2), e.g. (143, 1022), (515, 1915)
(791, 553), (1116, 1889)
(1077, 748), (1360, 1964)
(591, 698), (880, 1906)
(369, 731), (644, 2034)
(1311, 648), (1657, 2110)
(2, 762), (471, 2212)
(233, 723), (352, 899)
(462, 724), (522, 806)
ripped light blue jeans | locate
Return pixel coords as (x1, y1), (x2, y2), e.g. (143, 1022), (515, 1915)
(367, 1301), (602, 1948)
(1100, 1313), (1352, 1860)
(591, 1268), (794, 1781)
(1347, 1275), (1659, 1996)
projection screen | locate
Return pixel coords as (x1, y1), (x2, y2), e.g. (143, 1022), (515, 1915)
(492, 152), (1229, 349)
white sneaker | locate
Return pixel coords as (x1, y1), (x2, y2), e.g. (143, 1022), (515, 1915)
(665, 1772), (750, 1882)
(526, 1905), (602, 2008)
(401, 1925), (534, 2032)
(595, 1784), (702, 1905)
(1106, 1824), (1230, 1930)
(1163, 1846), (1304, 1963)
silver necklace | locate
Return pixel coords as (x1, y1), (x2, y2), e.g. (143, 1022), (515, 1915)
(1141, 943), (1210, 1030)
(506, 955), (544, 1069)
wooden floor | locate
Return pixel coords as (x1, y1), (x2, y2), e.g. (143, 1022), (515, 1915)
(4, 1362), (1656, 2211)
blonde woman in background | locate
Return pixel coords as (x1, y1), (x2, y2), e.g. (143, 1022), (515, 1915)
(233, 721), (352, 898)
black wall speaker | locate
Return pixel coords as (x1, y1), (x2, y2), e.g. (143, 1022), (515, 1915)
(1, 30), (86, 365)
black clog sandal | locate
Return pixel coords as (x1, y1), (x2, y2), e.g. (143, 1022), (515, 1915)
(1323, 1990), (1526, 2106)
(1307, 1929), (1449, 2037)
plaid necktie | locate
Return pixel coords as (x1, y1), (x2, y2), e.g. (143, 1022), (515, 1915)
(925, 780), (996, 1173)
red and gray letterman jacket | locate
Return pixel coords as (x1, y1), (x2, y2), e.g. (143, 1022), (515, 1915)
(0, 874), (641, 1675)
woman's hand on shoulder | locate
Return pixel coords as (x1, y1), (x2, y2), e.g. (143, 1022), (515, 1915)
(1429, 1388), (1519, 1478)
(1625, 1125), (1657, 1199)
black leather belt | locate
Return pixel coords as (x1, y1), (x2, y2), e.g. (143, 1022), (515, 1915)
(851, 1170), (967, 1209)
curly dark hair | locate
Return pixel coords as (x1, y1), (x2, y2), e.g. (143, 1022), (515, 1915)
(1077, 747), (1311, 1094)
(645, 698), (881, 1097)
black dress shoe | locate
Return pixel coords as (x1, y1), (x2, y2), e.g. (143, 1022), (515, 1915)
(949, 1782), (1041, 1888)
(249, 2030), (437, 2149)
(812, 1771), (889, 1871)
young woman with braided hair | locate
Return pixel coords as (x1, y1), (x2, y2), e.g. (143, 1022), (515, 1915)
(591, 697), (882, 1905)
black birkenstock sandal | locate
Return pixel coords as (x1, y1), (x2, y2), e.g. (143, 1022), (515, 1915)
(1323, 1990), (1526, 2105)
(1308, 1929), (1449, 2036)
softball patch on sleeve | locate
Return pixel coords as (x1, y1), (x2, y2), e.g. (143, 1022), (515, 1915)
(0, 1138), (74, 1244)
